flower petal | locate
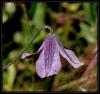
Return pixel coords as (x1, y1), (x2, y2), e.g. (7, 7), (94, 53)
(64, 49), (84, 68)
(21, 35), (47, 60)
(44, 35), (56, 75)
(36, 50), (46, 78)
(55, 37), (84, 68)
(36, 38), (46, 53)
(21, 53), (35, 59)
(36, 34), (57, 78)
(36, 48), (61, 78)
(47, 49), (61, 77)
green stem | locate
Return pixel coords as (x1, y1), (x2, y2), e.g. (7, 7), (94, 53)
(3, 26), (53, 70)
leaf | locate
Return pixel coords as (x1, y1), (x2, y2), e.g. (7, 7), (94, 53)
(3, 65), (16, 91)
(32, 3), (46, 28)
(79, 23), (97, 43)
(7, 64), (16, 90)
(31, 3), (46, 44)
(83, 3), (97, 22)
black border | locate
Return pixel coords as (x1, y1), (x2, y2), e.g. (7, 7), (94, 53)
(1, 0), (99, 93)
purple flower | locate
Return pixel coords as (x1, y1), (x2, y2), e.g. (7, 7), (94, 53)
(21, 33), (84, 78)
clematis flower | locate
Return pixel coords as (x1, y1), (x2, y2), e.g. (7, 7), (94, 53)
(21, 27), (84, 78)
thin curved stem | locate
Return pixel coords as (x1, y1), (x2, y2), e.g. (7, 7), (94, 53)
(43, 25), (53, 34)
(3, 26), (53, 70)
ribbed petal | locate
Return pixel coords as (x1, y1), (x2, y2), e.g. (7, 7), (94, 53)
(47, 49), (61, 77)
(64, 49), (84, 68)
(36, 34), (57, 78)
(44, 35), (56, 76)
(36, 49), (46, 78)
(55, 37), (84, 68)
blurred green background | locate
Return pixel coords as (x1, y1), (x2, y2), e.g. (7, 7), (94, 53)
(2, 2), (97, 92)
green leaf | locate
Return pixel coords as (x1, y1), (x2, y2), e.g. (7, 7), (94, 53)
(31, 3), (46, 43)
(79, 23), (97, 43)
(7, 64), (16, 88)
(3, 65), (16, 91)
(28, 3), (37, 18)
(83, 3), (97, 22)
(32, 3), (46, 28)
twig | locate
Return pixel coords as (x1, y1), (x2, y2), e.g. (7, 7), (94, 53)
(82, 55), (97, 77)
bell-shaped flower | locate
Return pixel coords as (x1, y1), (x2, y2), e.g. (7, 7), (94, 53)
(21, 33), (84, 78)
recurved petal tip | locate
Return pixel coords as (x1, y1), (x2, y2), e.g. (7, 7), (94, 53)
(64, 49), (84, 69)
(21, 53), (34, 59)
(55, 38), (84, 69)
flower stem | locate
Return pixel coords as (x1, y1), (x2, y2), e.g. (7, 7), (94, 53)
(3, 26), (52, 70)
(43, 26), (54, 34)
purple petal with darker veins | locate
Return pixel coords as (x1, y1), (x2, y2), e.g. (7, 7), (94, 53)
(36, 34), (57, 78)
(47, 49), (61, 77)
(44, 34), (56, 75)
(55, 36), (84, 68)
(36, 49), (46, 78)
(64, 49), (84, 68)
